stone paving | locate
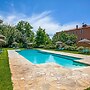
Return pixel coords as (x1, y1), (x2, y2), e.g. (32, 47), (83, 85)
(8, 50), (90, 90)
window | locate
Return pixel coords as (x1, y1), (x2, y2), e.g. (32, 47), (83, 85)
(80, 29), (83, 34)
(80, 38), (83, 40)
(75, 31), (77, 34)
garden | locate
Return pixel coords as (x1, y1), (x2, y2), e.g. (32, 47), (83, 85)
(0, 19), (90, 90)
(0, 19), (90, 54)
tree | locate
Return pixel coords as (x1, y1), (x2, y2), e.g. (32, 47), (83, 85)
(0, 24), (14, 46)
(0, 34), (6, 48)
(52, 31), (77, 45)
(68, 34), (77, 44)
(16, 21), (34, 43)
(45, 34), (52, 45)
(35, 27), (51, 47)
(52, 33), (58, 44)
(0, 19), (3, 24)
(52, 31), (68, 43)
(0, 24), (21, 47)
(0, 20), (3, 34)
(59, 31), (68, 42)
(0, 20), (35, 48)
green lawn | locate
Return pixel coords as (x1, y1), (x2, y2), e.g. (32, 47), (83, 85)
(85, 87), (90, 90)
(37, 48), (90, 55)
(0, 48), (13, 90)
(56, 50), (90, 55)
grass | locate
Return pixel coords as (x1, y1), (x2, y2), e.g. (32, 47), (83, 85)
(0, 48), (13, 90)
(85, 87), (90, 90)
(56, 50), (90, 55)
(36, 48), (90, 55)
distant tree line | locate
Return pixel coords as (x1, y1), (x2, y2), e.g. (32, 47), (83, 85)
(52, 31), (77, 45)
(0, 20), (51, 48)
(0, 19), (77, 48)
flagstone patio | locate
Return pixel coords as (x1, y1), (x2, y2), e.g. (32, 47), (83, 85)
(8, 50), (90, 90)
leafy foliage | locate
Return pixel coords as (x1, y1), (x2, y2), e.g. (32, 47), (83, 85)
(0, 19), (77, 49)
(52, 31), (77, 45)
(16, 20), (34, 43)
(0, 20), (34, 48)
(35, 27), (51, 47)
(64, 45), (77, 51)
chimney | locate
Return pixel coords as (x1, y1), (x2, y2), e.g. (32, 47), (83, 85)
(82, 23), (87, 27)
(76, 25), (78, 29)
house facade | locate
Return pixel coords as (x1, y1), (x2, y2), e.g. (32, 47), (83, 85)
(56, 24), (90, 42)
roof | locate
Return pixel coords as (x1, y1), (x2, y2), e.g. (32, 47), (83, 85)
(27, 43), (33, 45)
(66, 40), (73, 44)
(0, 35), (5, 38)
(56, 41), (63, 44)
(0, 39), (6, 43)
(56, 25), (90, 34)
(78, 39), (90, 43)
(12, 42), (18, 44)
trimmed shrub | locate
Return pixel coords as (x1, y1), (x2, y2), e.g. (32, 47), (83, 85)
(77, 46), (90, 54)
(44, 44), (56, 49)
(18, 43), (23, 48)
(76, 46), (84, 51)
(64, 45), (77, 51)
(38, 45), (45, 48)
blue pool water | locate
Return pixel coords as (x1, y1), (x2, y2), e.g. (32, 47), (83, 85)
(17, 49), (88, 68)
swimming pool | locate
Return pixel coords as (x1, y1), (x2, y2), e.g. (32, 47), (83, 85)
(17, 49), (88, 68)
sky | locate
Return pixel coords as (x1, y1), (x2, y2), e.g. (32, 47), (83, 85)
(0, 0), (90, 37)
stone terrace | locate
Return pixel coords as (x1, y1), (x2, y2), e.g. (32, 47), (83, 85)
(8, 50), (90, 90)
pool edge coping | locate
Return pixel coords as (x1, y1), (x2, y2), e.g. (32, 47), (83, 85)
(16, 49), (90, 70)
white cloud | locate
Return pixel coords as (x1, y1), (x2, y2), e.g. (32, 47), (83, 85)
(29, 12), (61, 35)
(0, 15), (3, 20)
(5, 15), (16, 24)
(0, 11), (81, 37)
(60, 23), (82, 31)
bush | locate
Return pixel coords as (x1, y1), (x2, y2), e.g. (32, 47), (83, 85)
(64, 45), (77, 51)
(76, 46), (84, 51)
(83, 47), (90, 54)
(44, 44), (56, 49)
(18, 43), (23, 48)
(44, 44), (50, 49)
(77, 46), (90, 54)
(38, 45), (45, 48)
(64, 45), (69, 50)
